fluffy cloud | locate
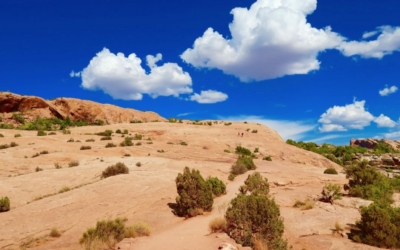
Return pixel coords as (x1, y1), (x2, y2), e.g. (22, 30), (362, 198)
(189, 90), (228, 104)
(339, 26), (400, 58)
(219, 115), (315, 140)
(318, 100), (375, 132)
(384, 131), (400, 140)
(181, 0), (343, 82)
(72, 48), (193, 100)
(374, 114), (397, 128)
(379, 85), (398, 96)
(319, 100), (397, 132)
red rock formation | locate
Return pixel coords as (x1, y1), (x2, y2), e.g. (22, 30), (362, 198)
(0, 92), (165, 124)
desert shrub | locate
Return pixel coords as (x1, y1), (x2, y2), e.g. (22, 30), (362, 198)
(209, 217), (227, 233)
(127, 222), (151, 237)
(115, 129), (122, 134)
(293, 199), (314, 210)
(174, 167), (213, 217)
(96, 130), (113, 137)
(48, 132), (56, 135)
(123, 129), (129, 134)
(80, 146), (91, 150)
(224, 122), (232, 126)
(254, 147), (259, 153)
(130, 120), (142, 123)
(14, 134), (21, 138)
(0, 133), (3, 137)
(37, 130), (47, 136)
(135, 142), (142, 146)
(228, 173), (236, 181)
(105, 143), (116, 148)
(32, 153), (40, 158)
(324, 168), (338, 175)
(101, 162), (129, 179)
(136, 162), (141, 167)
(80, 217), (127, 250)
(0, 197), (10, 212)
(252, 130), (258, 133)
(350, 202), (400, 248)
(40, 150), (48, 154)
(86, 138), (95, 142)
(157, 150), (164, 153)
(235, 146), (252, 156)
(49, 228), (61, 237)
(230, 156), (256, 175)
(321, 183), (342, 203)
(0, 144), (9, 149)
(9, 142), (18, 147)
(263, 156), (272, 161)
(124, 154), (130, 157)
(13, 113), (25, 124)
(67, 138), (74, 142)
(224, 149), (230, 153)
(373, 141), (399, 155)
(100, 136), (112, 141)
(239, 172), (269, 196)
(120, 137), (133, 147)
(133, 134), (142, 140)
(225, 173), (288, 249)
(180, 141), (187, 146)
(346, 160), (393, 203)
(35, 167), (43, 172)
(62, 129), (71, 134)
(68, 160), (79, 167)
(207, 177), (226, 197)
(54, 162), (62, 169)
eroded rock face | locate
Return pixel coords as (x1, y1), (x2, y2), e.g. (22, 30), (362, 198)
(350, 138), (400, 151)
(0, 92), (165, 124)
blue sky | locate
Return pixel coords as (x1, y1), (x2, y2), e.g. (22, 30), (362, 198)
(1, 0), (400, 144)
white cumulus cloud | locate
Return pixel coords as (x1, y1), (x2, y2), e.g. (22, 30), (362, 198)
(73, 48), (193, 100)
(339, 26), (400, 58)
(319, 100), (397, 132)
(318, 100), (375, 132)
(181, 0), (343, 82)
(374, 114), (397, 128)
(384, 131), (400, 140)
(379, 85), (398, 96)
(190, 90), (228, 104)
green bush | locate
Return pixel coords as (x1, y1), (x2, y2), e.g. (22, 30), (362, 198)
(235, 146), (252, 156)
(230, 156), (256, 175)
(263, 156), (272, 161)
(174, 167), (213, 217)
(346, 160), (394, 203)
(251, 130), (258, 133)
(321, 183), (342, 203)
(324, 168), (338, 175)
(96, 130), (113, 136)
(14, 134), (21, 138)
(9, 142), (18, 147)
(350, 202), (400, 248)
(225, 172), (288, 249)
(86, 138), (95, 142)
(0, 144), (9, 149)
(133, 134), (142, 140)
(228, 173), (236, 181)
(239, 172), (270, 196)
(0, 196), (10, 212)
(120, 137), (133, 147)
(100, 136), (112, 141)
(207, 177), (226, 197)
(68, 160), (79, 167)
(80, 146), (91, 150)
(0, 133), (4, 137)
(224, 149), (230, 153)
(37, 130), (47, 136)
(49, 228), (61, 237)
(101, 162), (129, 179)
(180, 141), (187, 146)
(105, 143), (116, 148)
(13, 113), (25, 124)
(116, 129), (122, 134)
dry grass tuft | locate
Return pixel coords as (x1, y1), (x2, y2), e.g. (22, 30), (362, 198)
(208, 217), (227, 233)
(293, 198), (314, 210)
(49, 228), (61, 237)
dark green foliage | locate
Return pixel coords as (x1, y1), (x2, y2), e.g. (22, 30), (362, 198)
(9, 142), (18, 147)
(263, 156), (272, 161)
(168, 118), (177, 123)
(85, 138), (95, 142)
(225, 172), (287, 249)
(101, 162), (129, 178)
(228, 173), (236, 181)
(14, 134), (21, 138)
(174, 167), (213, 217)
(251, 130), (258, 133)
(120, 137), (133, 147)
(0, 124), (14, 129)
(230, 156), (256, 175)
(0, 196), (10, 212)
(373, 141), (399, 155)
(180, 141), (187, 146)
(13, 113), (25, 124)
(93, 119), (104, 126)
(80, 146), (91, 150)
(37, 130), (47, 136)
(207, 177), (226, 197)
(96, 130), (113, 136)
(133, 134), (142, 140)
(321, 183), (342, 203)
(100, 136), (112, 140)
(130, 120), (143, 123)
(0, 144), (9, 149)
(116, 129), (122, 134)
(350, 202), (400, 248)
(239, 172), (270, 196)
(254, 147), (259, 153)
(235, 146), (252, 156)
(123, 129), (128, 134)
(324, 168), (338, 175)
(346, 160), (393, 203)
(105, 143), (116, 148)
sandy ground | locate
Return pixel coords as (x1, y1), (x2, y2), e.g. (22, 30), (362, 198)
(0, 121), (381, 250)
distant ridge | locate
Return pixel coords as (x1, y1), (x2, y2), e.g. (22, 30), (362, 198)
(0, 92), (166, 125)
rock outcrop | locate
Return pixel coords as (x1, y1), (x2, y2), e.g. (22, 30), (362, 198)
(350, 138), (400, 150)
(0, 92), (165, 124)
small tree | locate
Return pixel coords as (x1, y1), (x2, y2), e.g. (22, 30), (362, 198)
(207, 177), (226, 197)
(175, 167), (213, 217)
(101, 162), (129, 179)
(225, 172), (288, 249)
(0, 196), (10, 212)
(321, 183), (342, 204)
